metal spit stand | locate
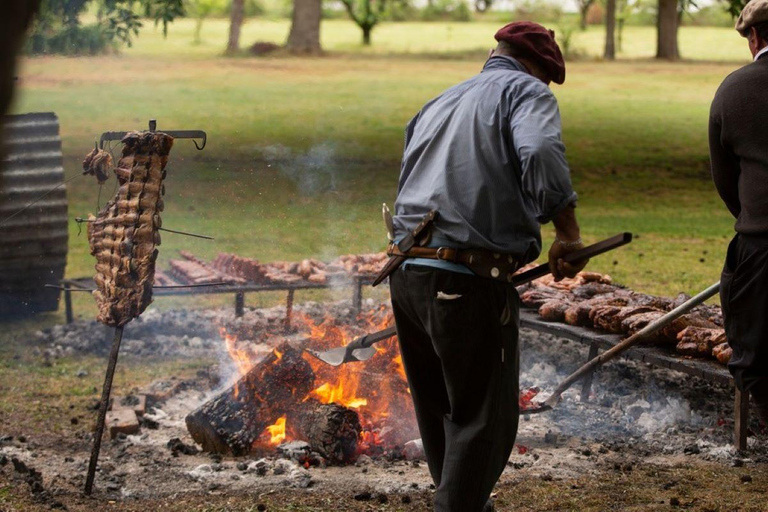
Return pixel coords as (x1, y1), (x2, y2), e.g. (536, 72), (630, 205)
(84, 120), (207, 496)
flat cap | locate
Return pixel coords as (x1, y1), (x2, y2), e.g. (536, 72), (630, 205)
(736, 0), (768, 36)
(494, 22), (566, 84)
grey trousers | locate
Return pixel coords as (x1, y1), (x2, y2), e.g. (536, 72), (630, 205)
(390, 265), (520, 512)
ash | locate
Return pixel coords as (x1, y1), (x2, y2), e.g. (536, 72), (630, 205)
(9, 300), (768, 504)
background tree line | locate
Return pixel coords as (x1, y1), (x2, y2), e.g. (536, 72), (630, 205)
(27, 0), (750, 59)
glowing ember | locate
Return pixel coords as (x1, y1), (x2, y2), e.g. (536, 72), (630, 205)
(266, 416), (287, 445)
(519, 387), (541, 411)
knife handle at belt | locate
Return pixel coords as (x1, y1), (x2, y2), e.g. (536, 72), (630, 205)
(511, 232), (632, 287)
(372, 255), (406, 287)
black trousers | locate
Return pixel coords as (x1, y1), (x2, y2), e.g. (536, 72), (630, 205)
(721, 233), (768, 398)
(390, 265), (520, 512)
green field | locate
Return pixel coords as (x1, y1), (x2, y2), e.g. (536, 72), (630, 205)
(10, 19), (753, 322)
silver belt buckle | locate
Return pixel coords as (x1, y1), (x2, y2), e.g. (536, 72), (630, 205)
(435, 247), (450, 261)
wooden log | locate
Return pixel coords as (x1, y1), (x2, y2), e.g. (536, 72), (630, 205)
(185, 343), (315, 456)
(288, 400), (362, 464)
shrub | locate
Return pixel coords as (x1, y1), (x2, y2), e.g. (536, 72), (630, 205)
(421, 0), (472, 22)
(28, 22), (115, 55)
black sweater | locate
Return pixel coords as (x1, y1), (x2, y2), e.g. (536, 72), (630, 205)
(709, 55), (768, 234)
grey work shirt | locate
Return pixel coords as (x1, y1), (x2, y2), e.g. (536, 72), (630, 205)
(393, 56), (577, 272)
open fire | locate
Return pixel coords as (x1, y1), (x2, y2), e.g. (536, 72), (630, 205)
(209, 305), (418, 459)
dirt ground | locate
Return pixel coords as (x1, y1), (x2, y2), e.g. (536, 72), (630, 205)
(3, 303), (768, 512)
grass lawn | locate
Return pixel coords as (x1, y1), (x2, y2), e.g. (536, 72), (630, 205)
(0, 20), (758, 511)
(8, 19), (751, 323)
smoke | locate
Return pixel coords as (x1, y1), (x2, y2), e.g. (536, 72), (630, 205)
(262, 143), (341, 197)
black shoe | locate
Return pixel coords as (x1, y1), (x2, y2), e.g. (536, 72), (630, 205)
(483, 499), (495, 512)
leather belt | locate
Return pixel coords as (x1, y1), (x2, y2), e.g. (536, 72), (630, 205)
(387, 243), (523, 284)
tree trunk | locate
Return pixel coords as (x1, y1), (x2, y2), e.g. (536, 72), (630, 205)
(604, 0), (616, 60)
(194, 18), (204, 45)
(362, 25), (372, 45)
(287, 0), (322, 54)
(580, 4), (590, 31)
(618, 19), (625, 53)
(656, 0), (680, 60)
(226, 0), (245, 55)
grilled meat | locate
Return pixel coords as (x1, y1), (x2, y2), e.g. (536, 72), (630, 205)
(676, 327), (727, 356)
(712, 342), (733, 364)
(87, 131), (173, 326)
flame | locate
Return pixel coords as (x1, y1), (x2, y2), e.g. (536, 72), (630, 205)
(311, 382), (368, 409)
(266, 416), (287, 445)
(221, 327), (253, 376)
(219, 305), (419, 454)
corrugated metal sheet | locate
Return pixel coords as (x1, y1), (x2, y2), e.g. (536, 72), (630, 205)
(0, 112), (67, 317)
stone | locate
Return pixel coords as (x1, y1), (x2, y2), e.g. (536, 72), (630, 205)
(106, 409), (140, 439)
(110, 395), (147, 417)
(403, 439), (425, 461)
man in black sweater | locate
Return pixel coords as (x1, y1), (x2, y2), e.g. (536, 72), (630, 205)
(709, 0), (768, 423)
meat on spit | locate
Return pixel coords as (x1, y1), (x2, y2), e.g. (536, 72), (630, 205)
(87, 131), (173, 327)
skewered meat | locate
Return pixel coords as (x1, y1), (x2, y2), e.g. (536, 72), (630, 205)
(82, 148), (113, 184)
(571, 282), (621, 300)
(675, 327), (727, 356)
(539, 299), (572, 322)
(563, 294), (630, 327)
(153, 271), (175, 287)
(87, 132), (173, 326)
(331, 253), (388, 275)
(593, 305), (661, 334)
(712, 342), (732, 364)
(520, 289), (567, 309)
(179, 251), (245, 284)
(211, 253), (268, 283)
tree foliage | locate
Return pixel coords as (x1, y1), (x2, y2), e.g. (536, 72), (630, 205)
(30, 0), (184, 54)
(724, 0), (748, 18)
(340, 0), (404, 45)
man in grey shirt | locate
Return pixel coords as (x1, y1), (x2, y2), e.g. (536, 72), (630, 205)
(389, 22), (587, 512)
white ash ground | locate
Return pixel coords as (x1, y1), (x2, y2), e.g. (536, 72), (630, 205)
(12, 300), (768, 503)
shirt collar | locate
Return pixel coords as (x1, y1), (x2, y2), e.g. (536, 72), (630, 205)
(482, 55), (528, 74)
(755, 46), (768, 61)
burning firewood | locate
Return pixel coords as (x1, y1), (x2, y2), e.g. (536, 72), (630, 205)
(287, 400), (362, 464)
(185, 343), (315, 455)
(86, 131), (173, 326)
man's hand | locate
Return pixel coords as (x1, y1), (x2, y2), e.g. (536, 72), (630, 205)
(548, 204), (587, 281)
(548, 238), (588, 281)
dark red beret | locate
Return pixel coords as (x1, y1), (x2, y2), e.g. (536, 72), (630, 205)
(494, 22), (566, 85)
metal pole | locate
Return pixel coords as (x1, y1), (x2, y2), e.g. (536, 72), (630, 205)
(64, 288), (73, 324)
(352, 277), (363, 313)
(284, 289), (295, 331)
(84, 325), (125, 495)
(735, 388), (750, 451)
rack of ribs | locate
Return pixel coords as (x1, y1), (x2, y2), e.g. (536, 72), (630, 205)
(87, 131), (173, 327)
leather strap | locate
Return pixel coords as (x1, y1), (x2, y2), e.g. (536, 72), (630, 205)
(388, 244), (523, 284)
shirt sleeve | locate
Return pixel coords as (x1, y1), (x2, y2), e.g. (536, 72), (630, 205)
(708, 106), (741, 219)
(397, 112), (421, 194)
(509, 89), (577, 224)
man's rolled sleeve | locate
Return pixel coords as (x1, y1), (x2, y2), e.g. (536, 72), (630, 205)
(510, 90), (577, 224)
